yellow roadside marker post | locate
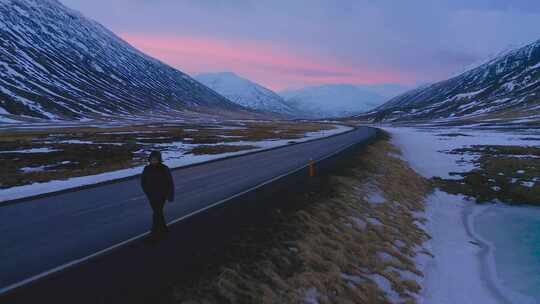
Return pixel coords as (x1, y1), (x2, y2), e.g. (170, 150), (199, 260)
(309, 159), (315, 177)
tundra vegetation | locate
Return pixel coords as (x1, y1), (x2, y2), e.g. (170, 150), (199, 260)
(434, 144), (540, 205)
(0, 121), (334, 189)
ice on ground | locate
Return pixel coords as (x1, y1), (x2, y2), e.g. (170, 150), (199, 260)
(304, 287), (320, 304)
(98, 131), (167, 135)
(386, 127), (477, 179)
(0, 147), (62, 153)
(369, 273), (401, 302)
(387, 126), (539, 304)
(367, 217), (382, 226)
(366, 191), (386, 204)
(352, 217), (367, 230)
(341, 273), (366, 286)
(386, 127), (539, 180)
(58, 140), (95, 144)
(520, 181), (535, 188)
(136, 137), (171, 140)
(385, 266), (421, 282)
(418, 191), (503, 304)
(20, 166), (47, 173)
(218, 135), (243, 138)
(393, 239), (406, 249)
(0, 165), (145, 202)
(0, 116), (20, 123)
(377, 252), (399, 264)
(473, 205), (540, 304)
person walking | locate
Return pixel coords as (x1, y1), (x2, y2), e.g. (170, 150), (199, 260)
(141, 151), (175, 240)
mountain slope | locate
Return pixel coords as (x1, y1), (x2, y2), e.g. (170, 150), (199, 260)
(0, 0), (242, 121)
(366, 39), (540, 122)
(281, 84), (385, 118)
(194, 72), (296, 115)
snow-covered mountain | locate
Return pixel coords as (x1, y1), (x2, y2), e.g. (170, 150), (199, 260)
(194, 72), (296, 115)
(280, 84), (386, 118)
(0, 0), (242, 121)
(360, 83), (411, 99)
(364, 39), (540, 122)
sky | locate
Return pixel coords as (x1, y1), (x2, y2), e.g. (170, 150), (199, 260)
(60, 0), (540, 91)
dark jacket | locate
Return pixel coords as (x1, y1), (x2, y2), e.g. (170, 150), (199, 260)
(141, 163), (175, 202)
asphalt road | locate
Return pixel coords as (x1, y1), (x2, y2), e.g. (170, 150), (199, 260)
(0, 126), (376, 294)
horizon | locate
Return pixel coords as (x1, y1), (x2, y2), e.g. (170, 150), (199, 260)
(59, 0), (540, 91)
(193, 70), (413, 94)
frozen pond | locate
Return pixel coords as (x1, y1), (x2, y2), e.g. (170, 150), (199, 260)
(474, 204), (540, 303)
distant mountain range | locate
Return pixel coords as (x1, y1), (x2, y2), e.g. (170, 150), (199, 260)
(0, 0), (243, 121)
(194, 72), (296, 115)
(363, 39), (540, 123)
(10, 0), (534, 124)
(358, 84), (412, 99)
(194, 75), (408, 118)
(280, 84), (388, 118)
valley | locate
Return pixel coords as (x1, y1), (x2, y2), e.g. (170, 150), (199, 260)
(1, 0), (540, 303)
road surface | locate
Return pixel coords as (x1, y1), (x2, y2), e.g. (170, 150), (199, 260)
(0, 126), (376, 294)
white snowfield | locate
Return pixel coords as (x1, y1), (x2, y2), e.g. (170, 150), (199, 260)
(0, 125), (352, 203)
(387, 127), (539, 304)
(280, 84), (386, 118)
(0, 116), (20, 123)
(194, 72), (296, 115)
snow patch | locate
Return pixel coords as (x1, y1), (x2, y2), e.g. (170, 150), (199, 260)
(303, 287), (320, 304)
(0, 147), (62, 154)
(366, 191), (386, 204)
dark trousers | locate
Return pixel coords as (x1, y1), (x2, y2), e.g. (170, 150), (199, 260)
(150, 199), (168, 234)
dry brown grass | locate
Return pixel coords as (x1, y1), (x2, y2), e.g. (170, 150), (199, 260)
(171, 133), (432, 304)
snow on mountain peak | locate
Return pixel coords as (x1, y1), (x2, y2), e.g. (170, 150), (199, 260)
(366, 38), (540, 122)
(0, 0), (241, 120)
(195, 72), (296, 115)
(280, 84), (386, 118)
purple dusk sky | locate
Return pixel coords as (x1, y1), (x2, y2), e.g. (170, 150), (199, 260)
(60, 0), (540, 90)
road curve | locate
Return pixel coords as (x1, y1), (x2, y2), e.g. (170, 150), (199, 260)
(0, 126), (376, 294)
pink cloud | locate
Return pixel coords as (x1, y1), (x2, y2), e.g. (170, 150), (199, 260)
(120, 33), (410, 90)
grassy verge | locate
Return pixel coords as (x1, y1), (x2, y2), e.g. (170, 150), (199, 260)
(434, 145), (540, 204)
(165, 133), (431, 304)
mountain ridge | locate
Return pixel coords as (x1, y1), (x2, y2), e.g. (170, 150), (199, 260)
(195, 72), (296, 115)
(363, 39), (540, 123)
(280, 84), (386, 118)
(0, 0), (243, 121)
